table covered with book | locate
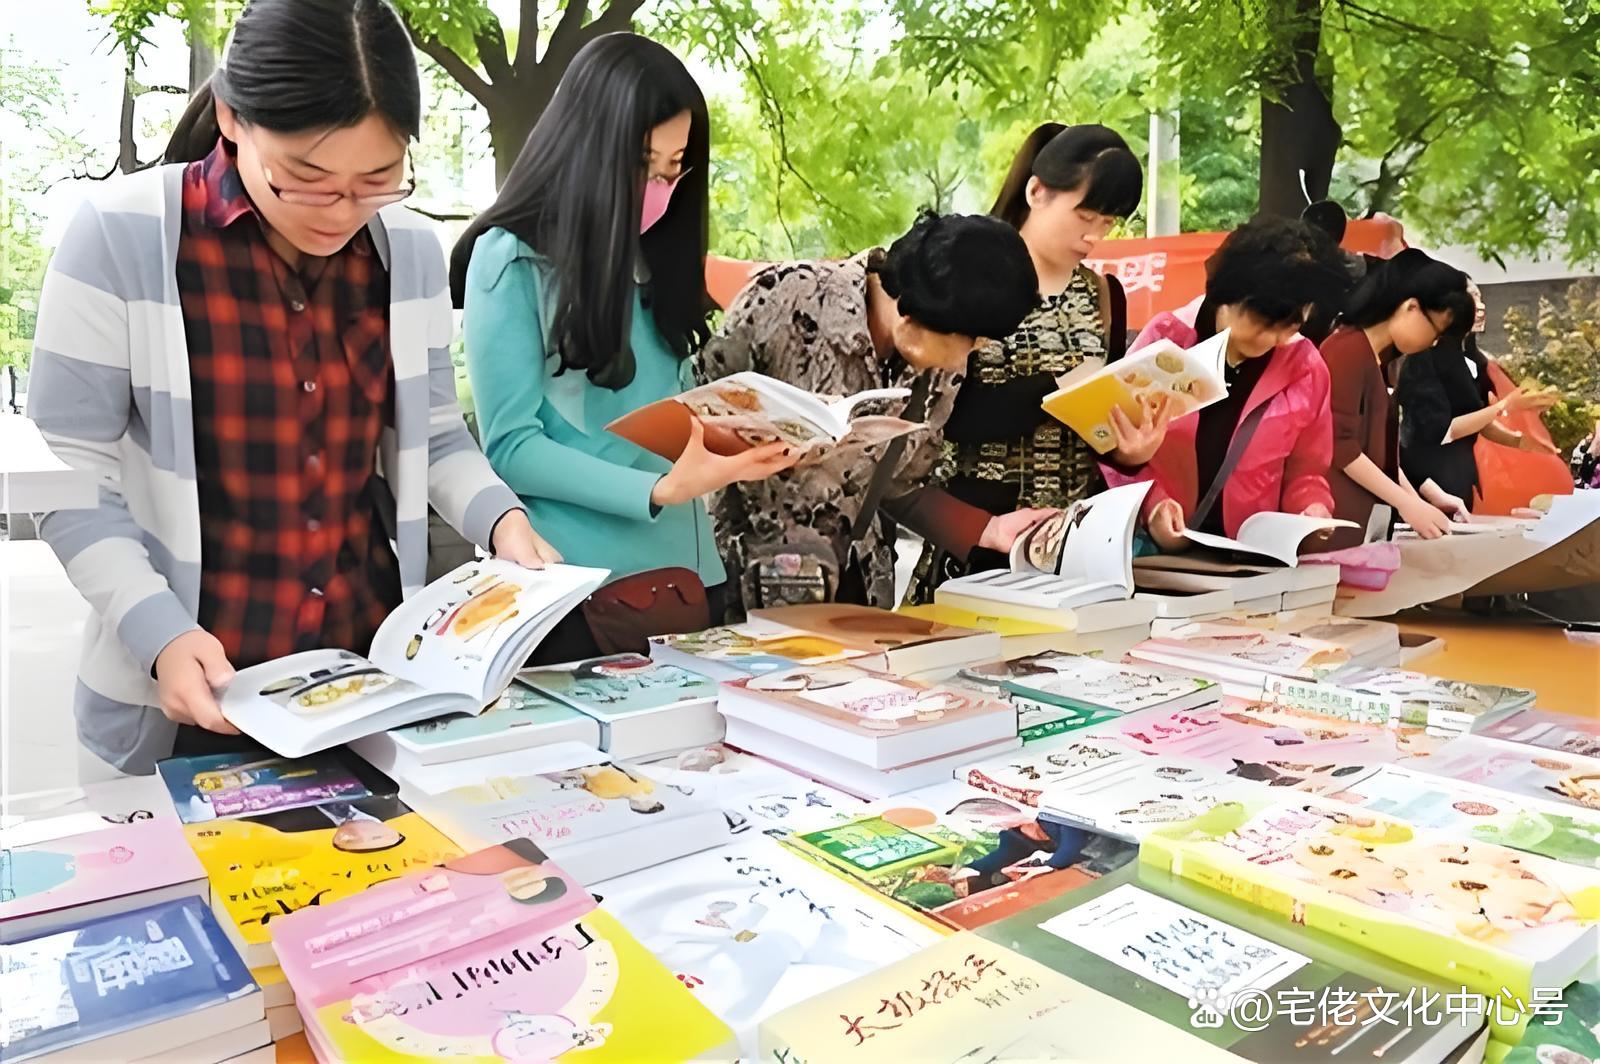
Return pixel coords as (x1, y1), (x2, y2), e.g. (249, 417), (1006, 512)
(4, 536), (1599, 1064)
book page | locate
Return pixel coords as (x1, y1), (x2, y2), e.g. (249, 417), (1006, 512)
(1183, 511), (1357, 566)
(369, 560), (602, 700)
(220, 649), (441, 754)
(1038, 883), (1309, 1004)
(1059, 481), (1150, 589)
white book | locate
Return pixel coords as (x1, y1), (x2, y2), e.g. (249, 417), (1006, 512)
(401, 758), (728, 885)
(220, 560), (608, 757)
(132, 1019), (273, 1064)
(519, 653), (725, 762)
(1133, 587), (1235, 619)
(1133, 555), (1296, 600)
(724, 715), (1022, 800)
(1180, 510), (1356, 566)
(347, 680), (601, 771)
(352, 740), (603, 797)
(963, 652), (1221, 717)
(936, 483), (1151, 618)
(1281, 583), (1338, 609)
(1282, 618), (1400, 660)
(1286, 561), (1342, 590)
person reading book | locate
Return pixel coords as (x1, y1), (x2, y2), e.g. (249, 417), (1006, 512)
(908, 123), (1152, 602)
(454, 34), (798, 663)
(28, 0), (557, 776)
(1099, 218), (1351, 555)
(1318, 249), (1476, 548)
(694, 210), (1042, 617)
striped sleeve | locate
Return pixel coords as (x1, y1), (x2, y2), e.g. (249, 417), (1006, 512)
(28, 198), (198, 673)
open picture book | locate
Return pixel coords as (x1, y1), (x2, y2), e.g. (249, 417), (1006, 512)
(606, 370), (919, 461)
(935, 482), (1150, 618)
(221, 559), (608, 757)
(1041, 329), (1230, 453)
(1180, 510), (1356, 566)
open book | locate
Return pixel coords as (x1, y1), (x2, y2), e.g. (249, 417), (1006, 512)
(1180, 510), (1357, 566)
(221, 559), (608, 757)
(606, 370), (918, 460)
(935, 482), (1151, 618)
(1041, 330), (1231, 453)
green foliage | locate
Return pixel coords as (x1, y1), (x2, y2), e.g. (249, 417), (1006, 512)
(1499, 280), (1600, 455)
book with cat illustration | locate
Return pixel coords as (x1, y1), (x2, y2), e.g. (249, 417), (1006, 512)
(606, 370), (919, 461)
(1042, 328), (1232, 454)
(935, 482), (1153, 623)
(219, 559), (608, 757)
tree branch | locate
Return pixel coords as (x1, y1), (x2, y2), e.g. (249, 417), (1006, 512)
(404, 21), (495, 106)
(588, 0), (647, 36)
(513, 0), (541, 70)
(474, 19), (515, 88)
(544, 0), (591, 70)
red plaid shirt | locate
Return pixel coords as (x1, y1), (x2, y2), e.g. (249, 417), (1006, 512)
(179, 139), (401, 669)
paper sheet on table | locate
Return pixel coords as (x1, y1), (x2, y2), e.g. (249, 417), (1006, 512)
(1334, 524), (1548, 618)
(1527, 490), (1600, 545)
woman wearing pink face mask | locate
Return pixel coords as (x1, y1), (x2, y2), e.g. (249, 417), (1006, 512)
(455, 33), (796, 662)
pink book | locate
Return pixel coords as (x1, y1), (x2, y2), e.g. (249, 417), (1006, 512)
(0, 816), (207, 941)
(270, 839), (595, 1015)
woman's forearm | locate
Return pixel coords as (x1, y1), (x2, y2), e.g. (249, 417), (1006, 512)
(1443, 399), (1507, 443)
(1344, 453), (1418, 510)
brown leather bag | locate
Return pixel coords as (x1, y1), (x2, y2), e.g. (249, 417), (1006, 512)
(580, 566), (711, 656)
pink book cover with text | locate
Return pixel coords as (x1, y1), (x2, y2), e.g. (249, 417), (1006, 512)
(0, 816), (204, 924)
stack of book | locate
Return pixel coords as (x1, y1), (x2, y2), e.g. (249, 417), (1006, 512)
(519, 653), (724, 760)
(716, 664), (1021, 798)
(1126, 621), (1351, 699)
(399, 757), (728, 885)
(1262, 663), (1536, 734)
(1135, 553), (1343, 628)
(269, 840), (738, 1061)
(1, 896), (269, 1063)
(1, 777), (207, 946)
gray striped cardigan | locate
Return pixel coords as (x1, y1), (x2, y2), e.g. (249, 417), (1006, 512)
(28, 164), (521, 774)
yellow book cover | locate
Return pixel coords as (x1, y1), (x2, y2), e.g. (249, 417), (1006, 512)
(184, 795), (463, 963)
(304, 908), (735, 1062)
(1041, 331), (1229, 453)
(759, 932), (1236, 1062)
(896, 603), (1067, 637)
(1140, 799), (1600, 1004)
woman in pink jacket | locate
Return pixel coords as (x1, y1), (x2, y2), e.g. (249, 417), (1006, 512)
(1102, 218), (1351, 551)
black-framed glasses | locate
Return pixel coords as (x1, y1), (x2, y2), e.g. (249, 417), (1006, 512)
(260, 151), (415, 208)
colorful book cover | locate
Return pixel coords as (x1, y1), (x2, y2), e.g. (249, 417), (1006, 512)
(748, 603), (998, 669)
(639, 746), (865, 838)
(650, 622), (872, 676)
(1141, 798), (1600, 1002)
(1501, 978), (1600, 1063)
(1478, 709), (1600, 761)
(944, 662), (1120, 744)
(272, 841), (732, 1062)
(1340, 765), (1600, 870)
(977, 872), (1485, 1062)
(596, 840), (939, 1056)
(1268, 666), (1536, 732)
(960, 737), (1259, 841)
(758, 931), (1239, 1062)
(386, 681), (597, 757)
(519, 654), (718, 720)
(1, 776), (179, 839)
(182, 796), (463, 960)
(1, 816), (204, 930)
(969, 651), (1219, 714)
(780, 781), (1136, 932)
(157, 751), (377, 824)
(0, 896), (257, 1061)
(1408, 735), (1600, 816)
(1133, 624), (1351, 679)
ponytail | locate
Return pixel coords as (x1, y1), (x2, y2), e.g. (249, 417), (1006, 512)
(990, 122), (1142, 229)
(164, 76), (224, 163)
(990, 122), (1066, 228)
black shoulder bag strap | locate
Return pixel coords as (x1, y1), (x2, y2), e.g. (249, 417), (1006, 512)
(849, 374), (933, 543)
(1189, 400), (1270, 532)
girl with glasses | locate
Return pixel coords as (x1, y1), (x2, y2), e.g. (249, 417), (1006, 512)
(28, 0), (554, 775)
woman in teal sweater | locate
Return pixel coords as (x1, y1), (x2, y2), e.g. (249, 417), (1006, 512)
(453, 33), (791, 661)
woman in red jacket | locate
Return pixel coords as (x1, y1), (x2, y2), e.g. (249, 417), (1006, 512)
(1101, 218), (1351, 551)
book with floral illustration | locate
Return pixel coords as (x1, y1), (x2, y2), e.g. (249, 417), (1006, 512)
(181, 795), (463, 968)
(1140, 798), (1600, 1002)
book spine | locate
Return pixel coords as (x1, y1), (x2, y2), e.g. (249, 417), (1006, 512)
(1140, 834), (1540, 1004)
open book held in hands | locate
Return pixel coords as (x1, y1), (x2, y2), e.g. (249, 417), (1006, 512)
(1042, 329), (1231, 453)
(605, 370), (919, 461)
(221, 559), (608, 757)
(1181, 511), (1357, 566)
(936, 482), (1151, 617)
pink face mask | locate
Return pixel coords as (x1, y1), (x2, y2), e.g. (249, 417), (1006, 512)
(640, 169), (688, 234)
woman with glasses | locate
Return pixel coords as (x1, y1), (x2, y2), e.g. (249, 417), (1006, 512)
(453, 33), (795, 663)
(28, 0), (555, 774)
(1318, 249), (1476, 548)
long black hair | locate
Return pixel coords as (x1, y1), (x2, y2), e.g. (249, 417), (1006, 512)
(450, 33), (712, 391)
(1341, 248), (1473, 339)
(991, 123), (1143, 229)
(164, 0), (420, 163)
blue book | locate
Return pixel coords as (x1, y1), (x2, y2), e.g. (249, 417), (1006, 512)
(1, 896), (262, 1062)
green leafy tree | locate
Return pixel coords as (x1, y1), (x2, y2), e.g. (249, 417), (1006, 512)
(1499, 280), (1600, 455)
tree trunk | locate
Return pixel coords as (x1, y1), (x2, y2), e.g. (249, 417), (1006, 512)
(1257, 0), (1340, 218)
(117, 70), (140, 174)
(188, 2), (217, 92)
(487, 84), (556, 186)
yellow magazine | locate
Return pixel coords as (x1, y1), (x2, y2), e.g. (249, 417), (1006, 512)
(304, 908), (735, 1062)
(184, 795), (463, 965)
(1042, 329), (1230, 453)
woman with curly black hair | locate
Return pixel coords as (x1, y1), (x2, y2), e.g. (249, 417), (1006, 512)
(695, 211), (1040, 617)
(1101, 217), (1352, 554)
